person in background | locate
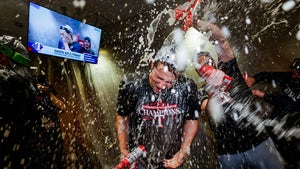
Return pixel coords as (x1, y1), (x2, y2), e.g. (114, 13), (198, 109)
(58, 24), (84, 53)
(245, 58), (300, 169)
(193, 20), (284, 169)
(0, 35), (40, 168)
(83, 36), (95, 55)
(33, 74), (66, 169)
(116, 44), (200, 169)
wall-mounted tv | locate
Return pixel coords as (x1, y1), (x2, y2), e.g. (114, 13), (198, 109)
(27, 2), (102, 64)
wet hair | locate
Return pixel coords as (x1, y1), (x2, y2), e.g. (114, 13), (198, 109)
(153, 44), (187, 73)
(153, 60), (177, 77)
(84, 37), (91, 43)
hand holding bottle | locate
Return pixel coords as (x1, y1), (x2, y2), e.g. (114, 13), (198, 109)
(116, 145), (146, 169)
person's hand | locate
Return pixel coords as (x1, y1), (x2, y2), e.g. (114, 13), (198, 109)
(43, 120), (55, 130)
(120, 149), (130, 161)
(117, 149), (131, 169)
(49, 92), (66, 112)
(205, 69), (225, 87)
(60, 31), (72, 44)
(163, 150), (186, 169)
(251, 89), (265, 98)
(37, 84), (49, 93)
(61, 35), (69, 44)
(245, 77), (256, 87)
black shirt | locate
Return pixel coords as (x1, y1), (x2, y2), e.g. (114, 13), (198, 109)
(203, 58), (268, 154)
(0, 65), (40, 168)
(117, 72), (199, 168)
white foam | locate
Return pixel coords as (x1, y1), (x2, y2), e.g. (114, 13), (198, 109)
(282, 0), (296, 11)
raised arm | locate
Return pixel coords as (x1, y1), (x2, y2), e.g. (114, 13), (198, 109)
(195, 20), (235, 63)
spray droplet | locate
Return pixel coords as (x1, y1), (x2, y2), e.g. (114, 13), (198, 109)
(260, 0), (274, 3)
(271, 80), (277, 88)
(244, 46), (249, 54)
(296, 30), (300, 41)
(245, 17), (251, 25)
(282, 0), (296, 11)
(221, 26), (231, 38)
(145, 0), (156, 4)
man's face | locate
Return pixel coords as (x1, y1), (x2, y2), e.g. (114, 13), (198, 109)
(149, 62), (176, 93)
(84, 40), (91, 50)
(59, 29), (72, 43)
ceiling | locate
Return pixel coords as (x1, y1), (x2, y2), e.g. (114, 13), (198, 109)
(1, 0), (299, 43)
(0, 0), (185, 45)
(0, 0), (300, 73)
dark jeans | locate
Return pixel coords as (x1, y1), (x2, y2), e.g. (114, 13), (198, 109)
(218, 138), (284, 169)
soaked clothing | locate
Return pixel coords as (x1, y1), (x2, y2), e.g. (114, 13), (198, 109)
(117, 72), (199, 169)
(0, 65), (40, 168)
(253, 71), (300, 119)
(207, 58), (269, 154)
(199, 58), (283, 169)
(253, 71), (300, 168)
(35, 92), (65, 168)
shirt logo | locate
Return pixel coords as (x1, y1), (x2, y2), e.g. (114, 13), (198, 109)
(139, 101), (182, 128)
(284, 86), (300, 101)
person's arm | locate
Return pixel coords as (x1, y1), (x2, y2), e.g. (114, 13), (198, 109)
(115, 74), (136, 159)
(116, 114), (130, 158)
(245, 77), (256, 87)
(63, 42), (71, 51)
(49, 92), (66, 112)
(180, 119), (199, 154)
(201, 98), (208, 111)
(195, 20), (235, 63)
(163, 119), (198, 168)
(61, 33), (73, 51)
(253, 90), (295, 107)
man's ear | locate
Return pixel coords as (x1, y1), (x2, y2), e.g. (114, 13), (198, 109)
(150, 59), (155, 69)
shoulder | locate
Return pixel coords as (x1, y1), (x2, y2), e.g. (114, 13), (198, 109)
(176, 76), (198, 91)
(178, 76), (197, 86)
(71, 41), (82, 48)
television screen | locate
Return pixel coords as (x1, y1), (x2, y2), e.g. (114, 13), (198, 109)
(27, 2), (102, 64)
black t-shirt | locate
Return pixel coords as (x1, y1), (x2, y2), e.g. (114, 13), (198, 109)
(117, 72), (199, 168)
(254, 71), (300, 113)
(36, 93), (61, 125)
(253, 71), (300, 128)
(0, 65), (40, 168)
(203, 58), (268, 154)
